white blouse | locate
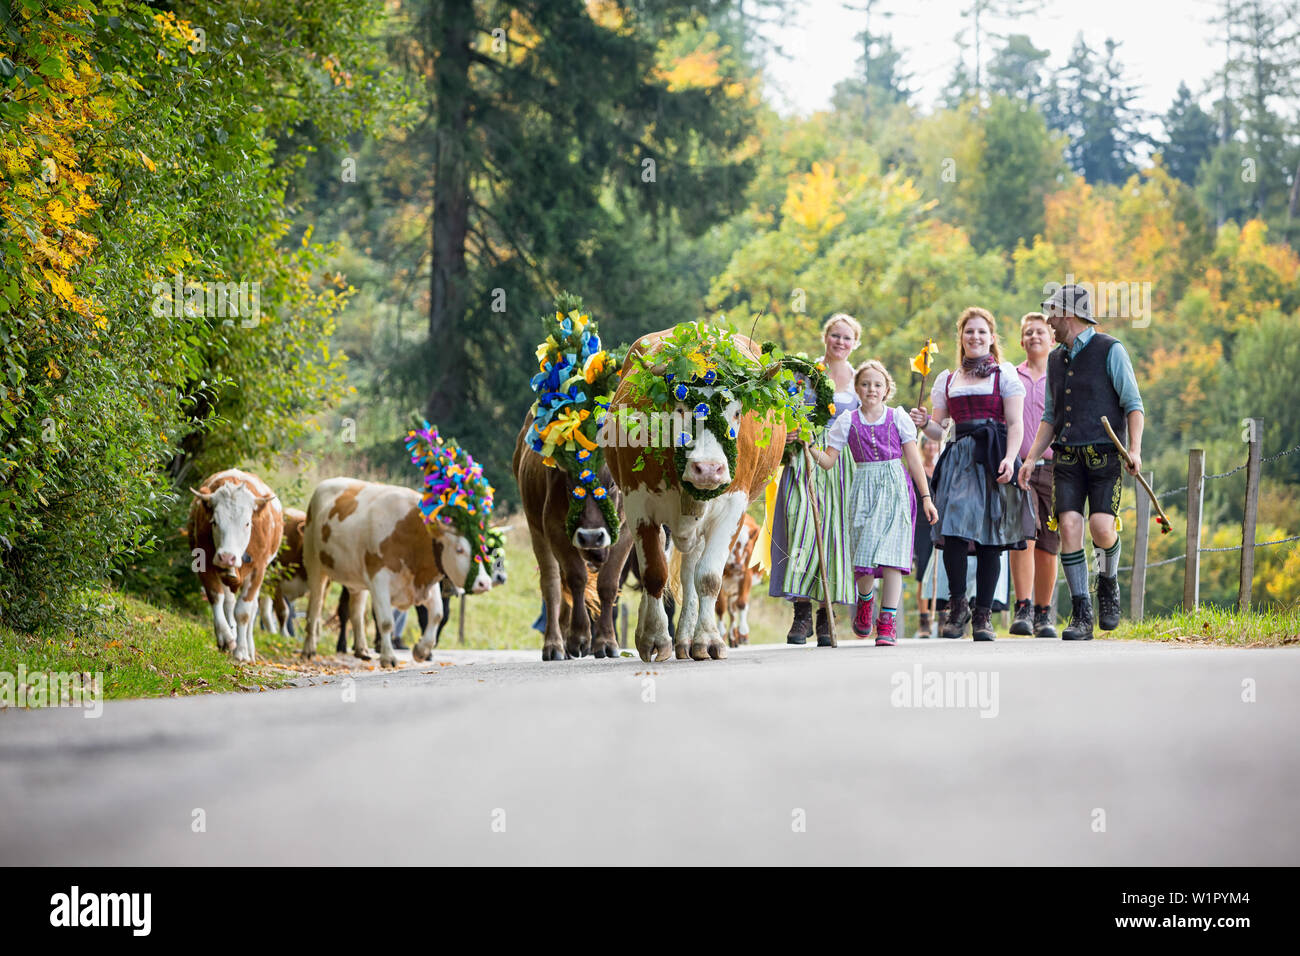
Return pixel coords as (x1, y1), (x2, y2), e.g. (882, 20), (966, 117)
(825, 404), (917, 451)
(930, 362), (1024, 420)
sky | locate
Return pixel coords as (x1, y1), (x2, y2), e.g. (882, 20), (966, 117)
(758, 0), (1226, 123)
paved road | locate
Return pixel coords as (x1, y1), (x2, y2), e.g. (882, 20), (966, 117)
(3, 638), (1298, 865)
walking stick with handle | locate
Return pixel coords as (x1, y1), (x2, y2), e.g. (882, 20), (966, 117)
(1101, 416), (1172, 535)
(801, 444), (837, 647)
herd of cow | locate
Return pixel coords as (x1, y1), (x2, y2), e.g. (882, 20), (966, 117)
(184, 329), (778, 665)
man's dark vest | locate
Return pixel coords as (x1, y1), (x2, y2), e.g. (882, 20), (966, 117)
(1048, 332), (1126, 448)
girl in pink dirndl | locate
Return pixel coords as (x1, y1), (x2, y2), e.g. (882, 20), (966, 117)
(809, 361), (937, 645)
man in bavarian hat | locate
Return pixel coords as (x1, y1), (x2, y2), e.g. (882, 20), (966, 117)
(1017, 284), (1145, 640)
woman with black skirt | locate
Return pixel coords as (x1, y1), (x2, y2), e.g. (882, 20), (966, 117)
(909, 307), (1035, 641)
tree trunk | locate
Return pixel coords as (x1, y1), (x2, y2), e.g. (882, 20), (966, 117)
(427, 0), (474, 423)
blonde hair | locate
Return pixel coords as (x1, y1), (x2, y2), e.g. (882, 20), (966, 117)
(822, 313), (862, 345)
(853, 359), (896, 402)
(956, 307), (1003, 364)
(1020, 311), (1049, 335)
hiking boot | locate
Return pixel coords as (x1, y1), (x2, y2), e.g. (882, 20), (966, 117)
(1097, 574), (1121, 630)
(852, 593), (874, 638)
(815, 606), (834, 647)
(941, 596), (970, 639)
(935, 600), (948, 637)
(875, 611), (897, 646)
(1062, 595), (1094, 641)
(786, 600), (812, 645)
(971, 605), (996, 642)
(1009, 599), (1034, 635)
(1032, 604), (1057, 639)
(917, 612), (932, 639)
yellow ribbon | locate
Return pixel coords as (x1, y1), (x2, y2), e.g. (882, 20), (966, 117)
(751, 467), (781, 576)
(540, 408), (597, 456)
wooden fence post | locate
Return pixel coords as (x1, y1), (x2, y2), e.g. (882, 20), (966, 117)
(458, 592), (466, 645)
(1184, 449), (1205, 611)
(1238, 418), (1263, 610)
(619, 603), (628, 649)
(1132, 470), (1153, 621)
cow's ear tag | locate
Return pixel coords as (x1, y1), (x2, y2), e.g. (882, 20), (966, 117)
(242, 552), (252, 563)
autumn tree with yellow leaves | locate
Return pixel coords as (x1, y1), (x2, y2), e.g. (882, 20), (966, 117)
(0, 0), (397, 628)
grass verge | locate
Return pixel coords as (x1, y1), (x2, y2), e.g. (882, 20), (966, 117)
(0, 589), (292, 705)
(1110, 604), (1300, 647)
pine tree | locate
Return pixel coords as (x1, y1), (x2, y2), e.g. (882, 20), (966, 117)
(409, 0), (767, 489)
(959, 0), (1043, 106)
(1161, 82), (1218, 186)
(1044, 35), (1144, 185)
(986, 33), (1050, 105)
(1207, 0), (1300, 228)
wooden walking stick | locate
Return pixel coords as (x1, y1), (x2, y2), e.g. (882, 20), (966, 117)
(801, 444), (837, 647)
(1101, 416), (1173, 535)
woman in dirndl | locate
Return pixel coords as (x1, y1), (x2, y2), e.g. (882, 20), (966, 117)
(767, 313), (861, 646)
(909, 307), (1035, 641)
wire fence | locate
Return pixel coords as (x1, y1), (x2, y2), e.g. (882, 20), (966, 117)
(1118, 534), (1300, 572)
(1118, 441), (1300, 514)
(1053, 436), (1300, 614)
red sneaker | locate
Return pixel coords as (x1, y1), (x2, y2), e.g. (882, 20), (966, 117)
(875, 611), (897, 646)
(853, 594), (874, 637)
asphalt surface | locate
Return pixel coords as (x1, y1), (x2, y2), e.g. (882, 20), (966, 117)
(3, 637), (1298, 865)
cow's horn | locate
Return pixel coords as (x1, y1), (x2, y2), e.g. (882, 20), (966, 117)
(189, 487), (212, 502)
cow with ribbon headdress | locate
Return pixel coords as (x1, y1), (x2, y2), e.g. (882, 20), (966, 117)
(513, 292), (633, 661)
(299, 425), (494, 668)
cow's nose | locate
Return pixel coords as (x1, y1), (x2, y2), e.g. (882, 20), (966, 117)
(685, 460), (728, 488)
(215, 551), (239, 568)
(574, 528), (610, 549)
(471, 576), (491, 595)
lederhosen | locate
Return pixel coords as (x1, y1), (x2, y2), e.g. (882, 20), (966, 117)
(1048, 334), (1126, 519)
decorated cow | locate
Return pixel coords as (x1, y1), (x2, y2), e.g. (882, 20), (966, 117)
(514, 293), (633, 660)
(300, 425), (495, 668)
(606, 322), (830, 662)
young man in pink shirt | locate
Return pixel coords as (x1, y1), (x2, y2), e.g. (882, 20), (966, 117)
(1009, 312), (1059, 638)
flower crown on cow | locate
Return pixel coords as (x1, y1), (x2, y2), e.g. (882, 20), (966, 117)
(404, 421), (495, 576)
(524, 292), (626, 540)
(621, 320), (833, 499)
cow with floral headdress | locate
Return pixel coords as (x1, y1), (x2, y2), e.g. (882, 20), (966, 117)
(606, 321), (831, 662)
(299, 426), (495, 668)
(513, 292), (633, 660)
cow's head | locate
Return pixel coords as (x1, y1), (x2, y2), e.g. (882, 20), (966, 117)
(673, 386), (743, 496)
(191, 482), (276, 569)
(403, 421), (497, 596)
(433, 524), (493, 596)
(564, 466), (621, 559)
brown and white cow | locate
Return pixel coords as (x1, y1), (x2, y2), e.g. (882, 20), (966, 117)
(513, 413), (633, 660)
(607, 331), (785, 662)
(300, 478), (491, 669)
(258, 507), (307, 637)
(715, 512), (760, 647)
(187, 469), (284, 662)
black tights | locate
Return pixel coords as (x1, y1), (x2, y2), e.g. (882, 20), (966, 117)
(942, 539), (1003, 609)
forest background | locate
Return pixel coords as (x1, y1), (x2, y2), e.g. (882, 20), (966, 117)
(3, 0), (1298, 637)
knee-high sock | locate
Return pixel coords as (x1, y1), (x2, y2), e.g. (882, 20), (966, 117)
(1097, 539), (1121, 578)
(1061, 549), (1088, 598)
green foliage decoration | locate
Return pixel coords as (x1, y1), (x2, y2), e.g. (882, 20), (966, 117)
(622, 320), (832, 499)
